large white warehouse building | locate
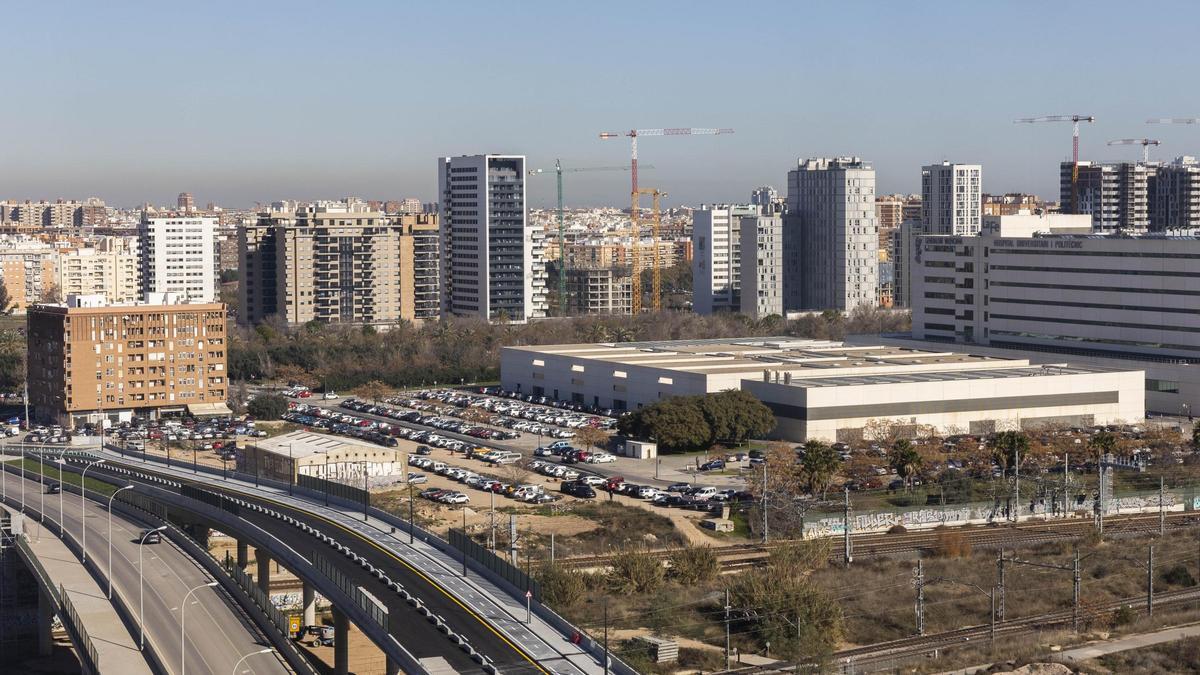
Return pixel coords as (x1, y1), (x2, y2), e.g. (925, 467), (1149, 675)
(500, 337), (1144, 443)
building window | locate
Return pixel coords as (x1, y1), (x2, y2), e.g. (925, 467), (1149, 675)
(1146, 379), (1180, 394)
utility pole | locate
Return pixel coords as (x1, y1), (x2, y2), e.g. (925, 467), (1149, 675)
(990, 586), (997, 647)
(843, 487), (853, 566)
(761, 461), (768, 544)
(603, 599), (610, 674)
(1013, 443), (1021, 523)
(1159, 477), (1166, 536)
(1073, 550), (1081, 633)
(996, 551), (1006, 621)
(1148, 544), (1154, 617)
(1098, 461), (1105, 540)
(1063, 452), (1069, 516)
(914, 559), (926, 636)
(724, 589), (732, 669)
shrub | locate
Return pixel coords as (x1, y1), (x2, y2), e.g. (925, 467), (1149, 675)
(669, 545), (718, 585)
(887, 524), (908, 534)
(247, 394), (288, 420)
(538, 563), (588, 609)
(933, 529), (972, 558)
(1161, 564), (1196, 588)
(1112, 604), (1138, 627)
(607, 547), (665, 594)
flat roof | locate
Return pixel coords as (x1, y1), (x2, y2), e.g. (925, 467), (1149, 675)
(508, 337), (1016, 378)
(251, 431), (386, 460)
(780, 364), (1124, 388)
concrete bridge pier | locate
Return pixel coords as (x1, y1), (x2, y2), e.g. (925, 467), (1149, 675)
(37, 588), (54, 657)
(236, 540), (248, 570)
(302, 582), (316, 626)
(256, 551), (271, 593)
(386, 657), (401, 675)
(333, 606), (349, 675)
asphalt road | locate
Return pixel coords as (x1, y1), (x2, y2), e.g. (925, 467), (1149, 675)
(87, 450), (606, 675)
(0, 465), (290, 675)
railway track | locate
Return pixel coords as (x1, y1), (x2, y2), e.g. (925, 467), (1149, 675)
(557, 512), (1200, 570)
(719, 586), (1200, 673)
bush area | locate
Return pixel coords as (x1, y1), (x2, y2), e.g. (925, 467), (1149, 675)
(246, 394), (288, 420)
(618, 390), (775, 453)
(227, 307), (910, 392)
(551, 502), (684, 556)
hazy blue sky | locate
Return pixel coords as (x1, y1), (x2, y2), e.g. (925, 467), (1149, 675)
(3, 1), (1198, 209)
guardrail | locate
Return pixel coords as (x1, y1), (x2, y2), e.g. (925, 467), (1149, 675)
(58, 582), (101, 675)
(222, 552), (294, 635)
(449, 528), (541, 601)
(28, 444), (637, 675)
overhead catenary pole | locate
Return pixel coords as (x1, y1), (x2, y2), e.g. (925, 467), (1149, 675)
(997, 551), (1006, 621)
(915, 559), (925, 636)
(724, 588), (732, 670)
(1148, 544), (1155, 617)
(1073, 550), (1081, 633)
(844, 487), (853, 566)
(1160, 476), (1166, 536)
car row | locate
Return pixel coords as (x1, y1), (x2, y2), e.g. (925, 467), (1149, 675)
(420, 388), (617, 432)
(479, 386), (622, 420)
(342, 399), (520, 442)
(282, 405), (399, 448)
(408, 455), (562, 505)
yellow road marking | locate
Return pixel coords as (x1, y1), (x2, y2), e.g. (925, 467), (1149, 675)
(165, 469), (552, 675)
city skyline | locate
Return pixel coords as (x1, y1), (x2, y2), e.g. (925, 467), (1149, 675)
(4, 1), (1199, 208)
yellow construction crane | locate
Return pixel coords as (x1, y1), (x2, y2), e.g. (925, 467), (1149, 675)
(598, 127), (733, 312)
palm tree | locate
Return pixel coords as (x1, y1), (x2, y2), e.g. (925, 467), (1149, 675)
(888, 439), (922, 492)
(1089, 431), (1118, 460)
(991, 431), (1029, 478)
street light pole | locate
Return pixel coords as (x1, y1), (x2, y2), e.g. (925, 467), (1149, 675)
(80, 459), (106, 562)
(230, 648), (272, 675)
(108, 482), (135, 598)
(181, 581), (218, 675)
(139, 526), (167, 650)
(108, 485), (134, 598)
(55, 457), (66, 534)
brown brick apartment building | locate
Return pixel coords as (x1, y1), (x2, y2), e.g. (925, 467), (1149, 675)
(27, 299), (229, 427)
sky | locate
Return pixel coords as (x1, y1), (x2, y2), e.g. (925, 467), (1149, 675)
(3, 0), (1199, 209)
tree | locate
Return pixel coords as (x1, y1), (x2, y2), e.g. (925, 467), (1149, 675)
(247, 394), (288, 420)
(864, 418), (907, 448)
(1089, 431), (1118, 459)
(618, 397), (711, 453)
(574, 426), (611, 453)
(39, 282), (61, 304)
(800, 440), (840, 499)
(745, 443), (808, 538)
(1192, 426), (1200, 453)
(698, 390), (776, 446)
(991, 431), (1030, 477)
(352, 380), (390, 405)
(0, 277), (12, 314)
(888, 439), (922, 492)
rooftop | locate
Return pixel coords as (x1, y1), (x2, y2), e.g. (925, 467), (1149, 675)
(509, 337), (1017, 378)
(251, 431), (392, 461)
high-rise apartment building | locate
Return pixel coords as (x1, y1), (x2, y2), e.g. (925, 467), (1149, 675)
(784, 157), (879, 311)
(1149, 157), (1200, 230)
(51, 237), (141, 304)
(738, 215), (783, 319)
(177, 192), (195, 213)
(565, 266), (632, 315)
(239, 204), (440, 327)
(139, 215), (218, 302)
(1062, 161), (1151, 231)
(27, 296), (229, 427)
(982, 193), (1043, 216)
(692, 204), (760, 314)
(921, 162), (982, 235)
(750, 186), (783, 215)
(0, 199), (108, 232)
(437, 155), (547, 322)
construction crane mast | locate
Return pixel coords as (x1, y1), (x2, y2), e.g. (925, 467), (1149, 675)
(1015, 115), (1095, 213)
(1107, 138), (1161, 164)
(599, 128), (733, 312)
(527, 162), (643, 316)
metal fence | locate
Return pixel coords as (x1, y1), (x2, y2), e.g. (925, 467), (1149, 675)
(298, 474), (369, 510)
(222, 552), (291, 634)
(313, 551), (388, 630)
(449, 528), (541, 602)
(58, 583), (100, 674)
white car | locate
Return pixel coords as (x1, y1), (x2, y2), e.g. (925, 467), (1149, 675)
(589, 453), (616, 464)
(406, 473), (428, 484)
(324, 392), (339, 400)
(443, 493), (470, 504)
